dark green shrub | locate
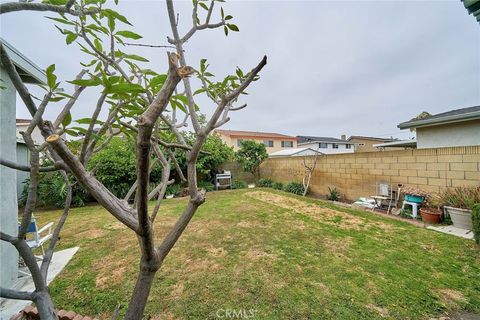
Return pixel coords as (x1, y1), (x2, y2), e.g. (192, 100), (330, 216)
(272, 182), (283, 190)
(173, 133), (234, 181)
(165, 184), (181, 196)
(284, 182), (305, 195)
(232, 180), (247, 189)
(327, 187), (341, 201)
(235, 140), (268, 178)
(257, 178), (273, 188)
(20, 173), (89, 208)
(198, 180), (214, 192)
(88, 138), (138, 198)
(472, 204), (480, 245)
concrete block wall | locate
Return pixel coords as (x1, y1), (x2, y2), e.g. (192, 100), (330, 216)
(256, 146), (480, 201)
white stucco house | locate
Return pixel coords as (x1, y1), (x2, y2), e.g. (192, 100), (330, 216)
(15, 119), (44, 199)
(0, 38), (46, 295)
(297, 135), (355, 154)
(397, 106), (480, 149)
(269, 147), (323, 158)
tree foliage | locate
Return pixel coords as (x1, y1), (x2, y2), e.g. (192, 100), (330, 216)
(235, 140), (268, 178)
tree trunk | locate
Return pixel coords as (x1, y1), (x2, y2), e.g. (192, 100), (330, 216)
(124, 265), (157, 320)
(34, 290), (58, 320)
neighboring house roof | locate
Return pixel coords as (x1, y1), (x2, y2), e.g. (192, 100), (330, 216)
(297, 135), (348, 144)
(269, 147), (323, 158)
(214, 129), (296, 140)
(347, 135), (396, 142)
(373, 139), (417, 148)
(0, 37), (46, 84)
(398, 106), (480, 130)
(462, 0), (480, 24)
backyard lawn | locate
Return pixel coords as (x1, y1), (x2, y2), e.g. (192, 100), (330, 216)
(36, 188), (479, 319)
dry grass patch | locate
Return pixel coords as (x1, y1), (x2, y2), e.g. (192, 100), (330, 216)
(366, 304), (390, 318)
(436, 289), (467, 308)
(246, 191), (405, 232)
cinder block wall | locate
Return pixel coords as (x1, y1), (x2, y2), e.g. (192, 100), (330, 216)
(256, 146), (480, 201)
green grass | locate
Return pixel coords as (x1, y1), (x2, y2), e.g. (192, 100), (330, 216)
(35, 188), (480, 319)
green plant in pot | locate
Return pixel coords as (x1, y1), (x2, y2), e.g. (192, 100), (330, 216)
(439, 186), (480, 230)
(420, 194), (442, 224)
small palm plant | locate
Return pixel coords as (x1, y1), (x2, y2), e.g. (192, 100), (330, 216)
(327, 187), (341, 201)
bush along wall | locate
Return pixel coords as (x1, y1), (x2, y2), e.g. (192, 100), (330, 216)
(472, 204), (480, 245)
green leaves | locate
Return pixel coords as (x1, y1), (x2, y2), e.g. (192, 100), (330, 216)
(170, 94), (188, 113)
(198, 2), (209, 10)
(46, 64), (58, 90)
(227, 24), (239, 32)
(62, 112), (72, 128)
(124, 54), (148, 62)
(102, 9), (132, 26)
(108, 15), (115, 32)
(69, 78), (102, 87)
(104, 83), (146, 94)
(116, 30), (142, 40)
(150, 74), (167, 90)
(66, 33), (78, 45)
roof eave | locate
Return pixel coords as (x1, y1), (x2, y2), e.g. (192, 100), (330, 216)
(398, 112), (480, 130)
(0, 37), (46, 85)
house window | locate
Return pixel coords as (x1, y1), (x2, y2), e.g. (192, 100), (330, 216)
(346, 144), (351, 149)
(263, 140), (274, 148)
(281, 141), (293, 148)
(319, 143), (328, 148)
(237, 139), (244, 147)
(332, 144), (339, 149)
(358, 143), (365, 148)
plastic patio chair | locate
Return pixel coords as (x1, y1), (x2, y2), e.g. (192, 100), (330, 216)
(23, 218), (54, 258)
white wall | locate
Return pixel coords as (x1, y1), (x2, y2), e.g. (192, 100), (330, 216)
(16, 124), (43, 145)
(416, 119), (480, 148)
(0, 67), (19, 290)
(299, 142), (355, 154)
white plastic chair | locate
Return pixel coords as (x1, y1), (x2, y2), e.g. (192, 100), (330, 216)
(24, 218), (54, 257)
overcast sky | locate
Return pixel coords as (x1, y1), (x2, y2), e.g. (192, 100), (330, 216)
(1, 0), (479, 140)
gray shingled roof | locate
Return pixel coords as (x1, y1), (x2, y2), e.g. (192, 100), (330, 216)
(462, 0), (480, 24)
(297, 136), (348, 144)
(398, 105), (480, 129)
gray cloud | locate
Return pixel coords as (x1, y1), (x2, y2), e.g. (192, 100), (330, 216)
(1, 0), (479, 140)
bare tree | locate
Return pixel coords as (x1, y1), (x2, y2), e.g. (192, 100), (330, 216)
(302, 150), (321, 197)
(0, 1), (266, 319)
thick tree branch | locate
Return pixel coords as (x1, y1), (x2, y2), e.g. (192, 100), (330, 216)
(40, 171), (72, 279)
(0, 287), (34, 300)
(79, 92), (107, 164)
(0, 2), (99, 15)
(134, 52), (183, 264)
(47, 135), (139, 232)
(0, 159), (65, 172)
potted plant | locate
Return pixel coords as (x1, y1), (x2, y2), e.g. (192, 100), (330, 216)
(420, 194), (442, 224)
(439, 186), (480, 230)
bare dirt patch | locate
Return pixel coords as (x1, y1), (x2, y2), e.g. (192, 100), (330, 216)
(367, 304), (390, 318)
(322, 236), (352, 259)
(103, 222), (127, 231)
(169, 282), (184, 300)
(78, 228), (106, 239)
(437, 289), (467, 307)
(206, 246), (228, 258)
(246, 191), (404, 232)
(94, 254), (132, 289)
(244, 248), (277, 260)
